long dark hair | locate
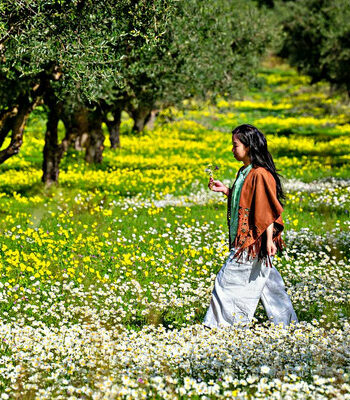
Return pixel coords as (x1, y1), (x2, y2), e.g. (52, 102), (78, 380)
(232, 124), (286, 207)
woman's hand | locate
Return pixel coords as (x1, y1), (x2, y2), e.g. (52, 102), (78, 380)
(208, 177), (228, 195)
(266, 239), (277, 257)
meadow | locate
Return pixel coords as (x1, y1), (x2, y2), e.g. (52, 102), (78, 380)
(0, 57), (349, 399)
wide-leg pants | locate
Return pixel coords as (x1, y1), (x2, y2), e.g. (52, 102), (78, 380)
(203, 247), (298, 329)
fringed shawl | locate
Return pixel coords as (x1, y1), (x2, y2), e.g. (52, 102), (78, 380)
(227, 166), (286, 263)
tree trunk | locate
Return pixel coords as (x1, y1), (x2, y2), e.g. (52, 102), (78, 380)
(42, 104), (88, 186)
(0, 100), (35, 163)
(41, 99), (62, 186)
(61, 107), (89, 151)
(0, 115), (16, 149)
(0, 79), (47, 164)
(106, 108), (121, 148)
(0, 106), (18, 130)
(145, 109), (159, 130)
(128, 104), (152, 133)
(85, 110), (104, 163)
(0, 106), (19, 149)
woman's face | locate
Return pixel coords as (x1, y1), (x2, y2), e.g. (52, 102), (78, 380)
(232, 133), (250, 161)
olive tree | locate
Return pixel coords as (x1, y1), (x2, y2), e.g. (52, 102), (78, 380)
(276, 0), (350, 96)
(0, 0), (276, 186)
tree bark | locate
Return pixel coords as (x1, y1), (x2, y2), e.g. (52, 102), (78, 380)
(0, 107), (17, 129)
(145, 109), (159, 130)
(0, 113), (16, 149)
(41, 96), (63, 186)
(127, 104), (152, 133)
(42, 103), (89, 186)
(0, 80), (46, 164)
(0, 99), (36, 163)
(61, 107), (89, 151)
(85, 109), (104, 163)
(105, 108), (121, 148)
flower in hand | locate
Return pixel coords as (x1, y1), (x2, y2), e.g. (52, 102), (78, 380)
(205, 163), (226, 193)
(205, 164), (220, 189)
(204, 163), (214, 178)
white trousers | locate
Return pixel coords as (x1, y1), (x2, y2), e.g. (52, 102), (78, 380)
(203, 247), (298, 329)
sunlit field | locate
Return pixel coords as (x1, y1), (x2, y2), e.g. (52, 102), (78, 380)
(0, 58), (349, 399)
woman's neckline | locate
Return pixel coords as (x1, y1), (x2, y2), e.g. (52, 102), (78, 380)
(242, 163), (252, 171)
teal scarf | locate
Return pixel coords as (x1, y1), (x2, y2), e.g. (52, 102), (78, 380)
(229, 164), (253, 242)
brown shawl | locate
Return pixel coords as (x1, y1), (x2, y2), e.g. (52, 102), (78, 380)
(227, 166), (286, 263)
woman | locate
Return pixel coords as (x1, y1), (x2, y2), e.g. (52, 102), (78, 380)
(203, 124), (298, 329)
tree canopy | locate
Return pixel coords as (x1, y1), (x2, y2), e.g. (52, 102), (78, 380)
(0, 0), (277, 183)
(276, 0), (350, 96)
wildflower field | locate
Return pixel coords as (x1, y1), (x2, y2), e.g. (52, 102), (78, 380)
(0, 58), (349, 399)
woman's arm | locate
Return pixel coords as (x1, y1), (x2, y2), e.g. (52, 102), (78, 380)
(266, 222), (273, 242)
(222, 185), (229, 196)
(266, 222), (277, 257)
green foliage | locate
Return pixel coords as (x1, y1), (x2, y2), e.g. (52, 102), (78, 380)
(0, 0), (277, 107)
(165, 0), (278, 106)
(0, 0), (135, 102)
(276, 0), (350, 95)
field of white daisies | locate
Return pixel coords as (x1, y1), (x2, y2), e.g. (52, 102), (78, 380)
(0, 58), (349, 399)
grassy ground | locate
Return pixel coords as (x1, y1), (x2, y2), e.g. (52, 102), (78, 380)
(0, 56), (349, 399)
